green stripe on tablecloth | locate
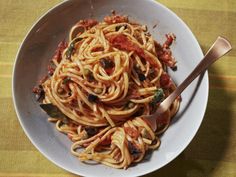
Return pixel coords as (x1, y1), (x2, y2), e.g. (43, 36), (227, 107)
(0, 0), (62, 43)
(0, 43), (19, 63)
(145, 158), (236, 177)
(0, 65), (12, 76)
(0, 78), (12, 97)
(168, 8), (236, 56)
(0, 151), (69, 174)
(159, 0), (236, 12)
(209, 56), (236, 76)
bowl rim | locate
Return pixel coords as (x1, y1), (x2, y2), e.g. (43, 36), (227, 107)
(12, 0), (209, 176)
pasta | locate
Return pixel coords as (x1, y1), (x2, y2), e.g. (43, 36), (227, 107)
(33, 13), (180, 169)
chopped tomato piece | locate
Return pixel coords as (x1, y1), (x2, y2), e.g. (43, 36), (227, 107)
(160, 72), (172, 88)
(159, 51), (176, 67)
(154, 41), (176, 68)
(124, 127), (140, 139)
(163, 33), (176, 49)
(105, 67), (114, 75)
(92, 46), (104, 52)
(104, 15), (128, 24)
(53, 41), (68, 63)
(107, 34), (158, 67)
(100, 134), (112, 146)
(77, 19), (98, 29)
(47, 64), (55, 76)
(129, 88), (141, 99)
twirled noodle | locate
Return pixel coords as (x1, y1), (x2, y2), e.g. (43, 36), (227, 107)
(34, 14), (180, 169)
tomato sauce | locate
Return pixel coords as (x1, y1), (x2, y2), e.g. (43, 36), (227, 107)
(124, 127), (140, 139)
(107, 34), (158, 67)
(160, 72), (172, 89)
(53, 41), (67, 63)
(77, 19), (98, 29)
(104, 15), (128, 24)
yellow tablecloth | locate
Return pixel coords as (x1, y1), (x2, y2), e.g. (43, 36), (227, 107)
(0, 0), (236, 176)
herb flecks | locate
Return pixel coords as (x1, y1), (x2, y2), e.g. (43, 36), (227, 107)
(66, 38), (83, 59)
(62, 77), (71, 85)
(40, 103), (67, 119)
(150, 88), (165, 106)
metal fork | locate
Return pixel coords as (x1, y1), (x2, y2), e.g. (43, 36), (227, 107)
(142, 36), (232, 131)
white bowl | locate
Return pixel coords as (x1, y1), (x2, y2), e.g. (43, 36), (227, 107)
(12, 0), (209, 176)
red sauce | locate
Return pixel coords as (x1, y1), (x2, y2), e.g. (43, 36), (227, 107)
(155, 41), (176, 68)
(53, 41), (68, 63)
(104, 15), (128, 24)
(39, 75), (48, 85)
(129, 91), (141, 99)
(160, 72), (172, 89)
(107, 34), (158, 67)
(124, 127), (140, 139)
(163, 34), (175, 49)
(100, 134), (112, 146)
(69, 99), (78, 107)
(77, 19), (98, 29)
(128, 85), (141, 99)
(91, 46), (104, 52)
(48, 64), (55, 76)
(105, 67), (114, 75)
(159, 51), (176, 67)
(32, 86), (41, 94)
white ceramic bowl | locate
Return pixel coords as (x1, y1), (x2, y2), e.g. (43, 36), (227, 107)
(12, 0), (209, 176)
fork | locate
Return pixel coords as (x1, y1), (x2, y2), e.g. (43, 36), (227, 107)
(142, 36), (232, 131)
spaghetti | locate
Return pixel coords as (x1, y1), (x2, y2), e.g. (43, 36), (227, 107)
(33, 13), (180, 169)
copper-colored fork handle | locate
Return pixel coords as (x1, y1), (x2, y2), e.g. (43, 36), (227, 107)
(154, 36), (232, 115)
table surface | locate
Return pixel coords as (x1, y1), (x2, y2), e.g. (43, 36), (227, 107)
(1, 0), (236, 177)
